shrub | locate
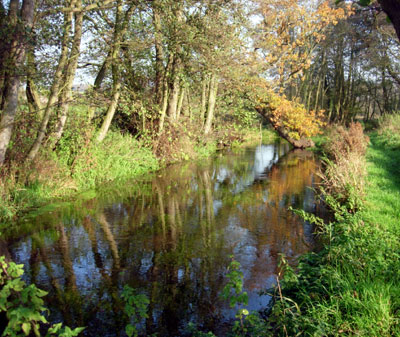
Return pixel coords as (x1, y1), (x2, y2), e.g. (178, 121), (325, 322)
(0, 256), (84, 336)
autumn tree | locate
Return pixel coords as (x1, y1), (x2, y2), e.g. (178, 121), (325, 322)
(249, 0), (351, 147)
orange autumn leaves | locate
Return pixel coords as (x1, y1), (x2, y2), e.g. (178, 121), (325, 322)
(266, 92), (325, 140)
(259, 89), (326, 140)
(258, 0), (352, 85)
(248, 0), (352, 140)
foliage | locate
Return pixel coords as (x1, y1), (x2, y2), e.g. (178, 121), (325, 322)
(252, 82), (326, 140)
(257, 0), (352, 85)
(221, 257), (249, 309)
(265, 92), (326, 140)
(325, 122), (369, 161)
(220, 257), (268, 336)
(0, 256), (84, 337)
(121, 285), (149, 337)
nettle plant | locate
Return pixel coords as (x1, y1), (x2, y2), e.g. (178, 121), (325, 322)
(121, 285), (149, 337)
(0, 256), (84, 337)
(221, 256), (267, 336)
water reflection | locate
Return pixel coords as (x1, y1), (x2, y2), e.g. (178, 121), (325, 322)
(6, 142), (321, 336)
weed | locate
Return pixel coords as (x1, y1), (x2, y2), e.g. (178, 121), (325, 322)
(0, 256), (84, 336)
(121, 285), (149, 337)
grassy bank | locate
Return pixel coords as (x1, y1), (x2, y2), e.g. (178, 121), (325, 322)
(0, 122), (276, 226)
(263, 118), (400, 336)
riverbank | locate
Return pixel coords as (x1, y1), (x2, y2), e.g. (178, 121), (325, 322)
(0, 126), (277, 226)
(265, 118), (400, 336)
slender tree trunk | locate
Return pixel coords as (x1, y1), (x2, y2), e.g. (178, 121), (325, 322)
(158, 84), (168, 133)
(96, 71), (121, 142)
(314, 75), (322, 112)
(26, 2), (73, 162)
(0, 0), (18, 113)
(176, 86), (185, 119)
(204, 73), (218, 135)
(200, 76), (207, 126)
(166, 55), (180, 122)
(0, 0), (35, 166)
(87, 51), (111, 121)
(0, 1), (7, 112)
(26, 51), (43, 119)
(96, 0), (136, 142)
(153, 2), (164, 104)
(381, 69), (389, 114)
(158, 53), (173, 134)
(51, 0), (83, 146)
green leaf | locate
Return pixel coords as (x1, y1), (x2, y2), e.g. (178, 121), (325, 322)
(358, 0), (371, 6)
(125, 323), (136, 337)
(22, 322), (31, 335)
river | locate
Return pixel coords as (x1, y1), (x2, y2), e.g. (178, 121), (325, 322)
(3, 141), (322, 336)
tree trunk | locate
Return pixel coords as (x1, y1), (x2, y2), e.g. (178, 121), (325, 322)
(378, 0), (400, 42)
(204, 73), (218, 135)
(166, 55), (180, 122)
(87, 50), (111, 121)
(0, 0), (35, 166)
(26, 2), (73, 162)
(200, 76), (207, 127)
(26, 51), (43, 119)
(96, 0), (136, 142)
(0, 0), (18, 113)
(96, 69), (122, 142)
(176, 86), (185, 119)
(52, 0), (84, 146)
(153, 2), (164, 104)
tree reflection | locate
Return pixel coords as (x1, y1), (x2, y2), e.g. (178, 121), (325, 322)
(6, 143), (321, 336)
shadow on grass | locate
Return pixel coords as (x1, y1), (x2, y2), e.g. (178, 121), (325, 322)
(363, 132), (400, 229)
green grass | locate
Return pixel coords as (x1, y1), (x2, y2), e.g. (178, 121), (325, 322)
(263, 127), (400, 336)
(362, 132), (400, 230)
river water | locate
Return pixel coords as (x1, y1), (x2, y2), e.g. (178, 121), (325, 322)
(3, 141), (321, 336)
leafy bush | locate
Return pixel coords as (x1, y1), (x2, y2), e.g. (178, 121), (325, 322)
(121, 285), (149, 337)
(0, 256), (84, 337)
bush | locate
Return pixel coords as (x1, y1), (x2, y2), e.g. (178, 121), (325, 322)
(0, 256), (84, 336)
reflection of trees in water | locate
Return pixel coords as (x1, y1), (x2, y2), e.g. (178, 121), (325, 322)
(7, 146), (320, 336)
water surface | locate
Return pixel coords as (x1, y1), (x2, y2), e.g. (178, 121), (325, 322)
(3, 142), (321, 336)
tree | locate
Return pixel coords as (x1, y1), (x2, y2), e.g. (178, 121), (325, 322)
(0, 0), (35, 166)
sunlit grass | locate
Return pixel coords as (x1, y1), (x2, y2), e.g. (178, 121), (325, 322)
(265, 126), (400, 336)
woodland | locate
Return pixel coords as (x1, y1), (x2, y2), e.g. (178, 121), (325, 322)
(1, 0), (400, 336)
